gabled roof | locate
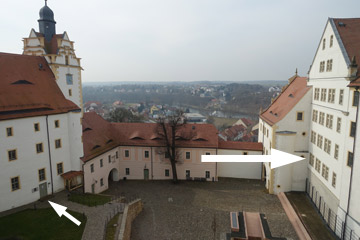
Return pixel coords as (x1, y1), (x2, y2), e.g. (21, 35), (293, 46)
(330, 18), (360, 87)
(260, 76), (311, 126)
(82, 112), (219, 162)
(0, 52), (79, 120)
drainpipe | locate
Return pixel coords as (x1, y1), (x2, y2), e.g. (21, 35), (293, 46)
(46, 115), (54, 195)
(151, 147), (154, 180)
(342, 87), (359, 239)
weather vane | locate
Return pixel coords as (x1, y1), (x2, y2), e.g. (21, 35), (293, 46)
(45, 0), (48, 6)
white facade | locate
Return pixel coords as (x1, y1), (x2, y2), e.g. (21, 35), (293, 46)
(23, 29), (83, 109)
(258, 82), (311, 194)
(217, 149), (262, 179)
(0, 112), (83, 212)
(307, 19), (359, 238)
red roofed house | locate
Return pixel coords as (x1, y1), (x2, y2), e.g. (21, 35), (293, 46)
(259, 73), (312, 195)
(81, 112), (263, 194)
(0, 2), (84, 212)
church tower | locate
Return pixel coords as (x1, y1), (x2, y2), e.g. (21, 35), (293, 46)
(23, 1), (83, 111)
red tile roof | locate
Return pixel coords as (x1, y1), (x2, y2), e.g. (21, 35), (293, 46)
(218, 140), (263, 151)
(61, 171), (83, 180)
(260, 76), (311, 126)
(331, 18), (360, 86)
(82, 113), (262, 162)
(0, 53), (80, 120)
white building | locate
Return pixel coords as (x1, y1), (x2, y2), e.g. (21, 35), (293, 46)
(307, 18), (360, 239)
(259, 74), (312, 194)
(0, 2), (83, 212)
(81, 112), (263, 194)
(259, 18), (360, 239)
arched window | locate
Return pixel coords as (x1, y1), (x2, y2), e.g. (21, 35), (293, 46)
(330, 35), (333, 47)
(322, 38), (326, 50)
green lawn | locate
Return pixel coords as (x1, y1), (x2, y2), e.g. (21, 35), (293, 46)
(0, 208), (86, 240)
(69, 193), (111, 206)
(105, 213), (120, 240)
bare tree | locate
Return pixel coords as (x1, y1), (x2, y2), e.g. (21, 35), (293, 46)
(157, 110), (188, 183)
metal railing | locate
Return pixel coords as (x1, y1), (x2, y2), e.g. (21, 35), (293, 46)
(306, 179), (360, 240)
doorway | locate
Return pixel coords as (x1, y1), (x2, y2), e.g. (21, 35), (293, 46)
(144, 169), (149, 180)
(39, 182), (48, 198)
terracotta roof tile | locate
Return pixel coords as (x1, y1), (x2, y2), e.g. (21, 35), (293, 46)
(0, 52), (80, 120)
(218, 140), (263, 151)
(260, 76), (310, 126)
(332, 18), (360, 85)
(61, 171), (83, 180)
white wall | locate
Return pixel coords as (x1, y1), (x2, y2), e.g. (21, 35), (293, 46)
(217, 149), (262, 179)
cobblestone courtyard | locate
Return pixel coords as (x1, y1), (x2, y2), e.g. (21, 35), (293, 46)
(105, 178), (299, 240)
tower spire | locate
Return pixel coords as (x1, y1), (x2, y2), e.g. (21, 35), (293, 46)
(45, 0), (47, 6)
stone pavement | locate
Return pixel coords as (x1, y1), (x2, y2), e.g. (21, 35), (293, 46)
(0, 191), (124, 240)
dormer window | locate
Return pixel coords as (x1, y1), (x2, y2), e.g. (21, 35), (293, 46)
(330, 35), (333, 47)
(322, 38), (326, 50)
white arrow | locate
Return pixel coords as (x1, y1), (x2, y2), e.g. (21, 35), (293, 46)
(201, 148), (305, 169)
(49, 201), (81, 226)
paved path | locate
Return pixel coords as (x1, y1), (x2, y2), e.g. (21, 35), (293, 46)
(0, 191), (124, 240)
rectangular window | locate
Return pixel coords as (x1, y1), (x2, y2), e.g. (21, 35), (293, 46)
(326, 59), (333, 72)
(297, 112), (303, 121)
(57, 162), (63, 175)
(322, 165), (329, 180)
(36, 143), (43, 153)
(165, 152), (170, 158)
(108, 155), (111, 163)
(90, 164), (94, 173)
(314, 88), (320, 100)
(6, 127), (13, 137)
(11, 176), (20, 191)
(125, 150), (130, 158)
(116, 151), (119, 159)
(309, 153), (314, 167)
(125, 168), (130, 175)
(100, 178), (104, 186)
(315, 159), (321, 173)
(325, 114), (333, 129)
(186, 152), (191, 159)
(66, 74), (73, 85)
(100, 159), (103, 167)
(334, 144), (339, 160)
(34, 123), (40, 132)
(353, 91), (359, 106)
(243, 152), (248, 155)
(332, 172), (336, 188)
(319, 112), (325, 125)
(38, 168), (46, 182)
(165, 169), (170, 177)
(336, 117), (341, 133)
(54, 120), (60, 128)
(321, 88), (327, 101)
(206, 152), (210, 155)
(350, 121), (356, 137)
(205, 171), (210, 179)
(68, 89), (72, 96)
(347, 152), (354, 167)
(312, 110), (318, 122)
(186, 170), (191, 178)
(317, 135), (323, 149)
(324, 139), (331, 154)
(55, 139), (62, 148)
(339, 89), (344, 105)
(311, 131), (317, 144)
(144, 151), (149, 158)
(328, 89), (335, 103)
(8, 149), (17, 161)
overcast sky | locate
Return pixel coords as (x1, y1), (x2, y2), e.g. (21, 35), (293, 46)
(1, 0), (360, 83)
